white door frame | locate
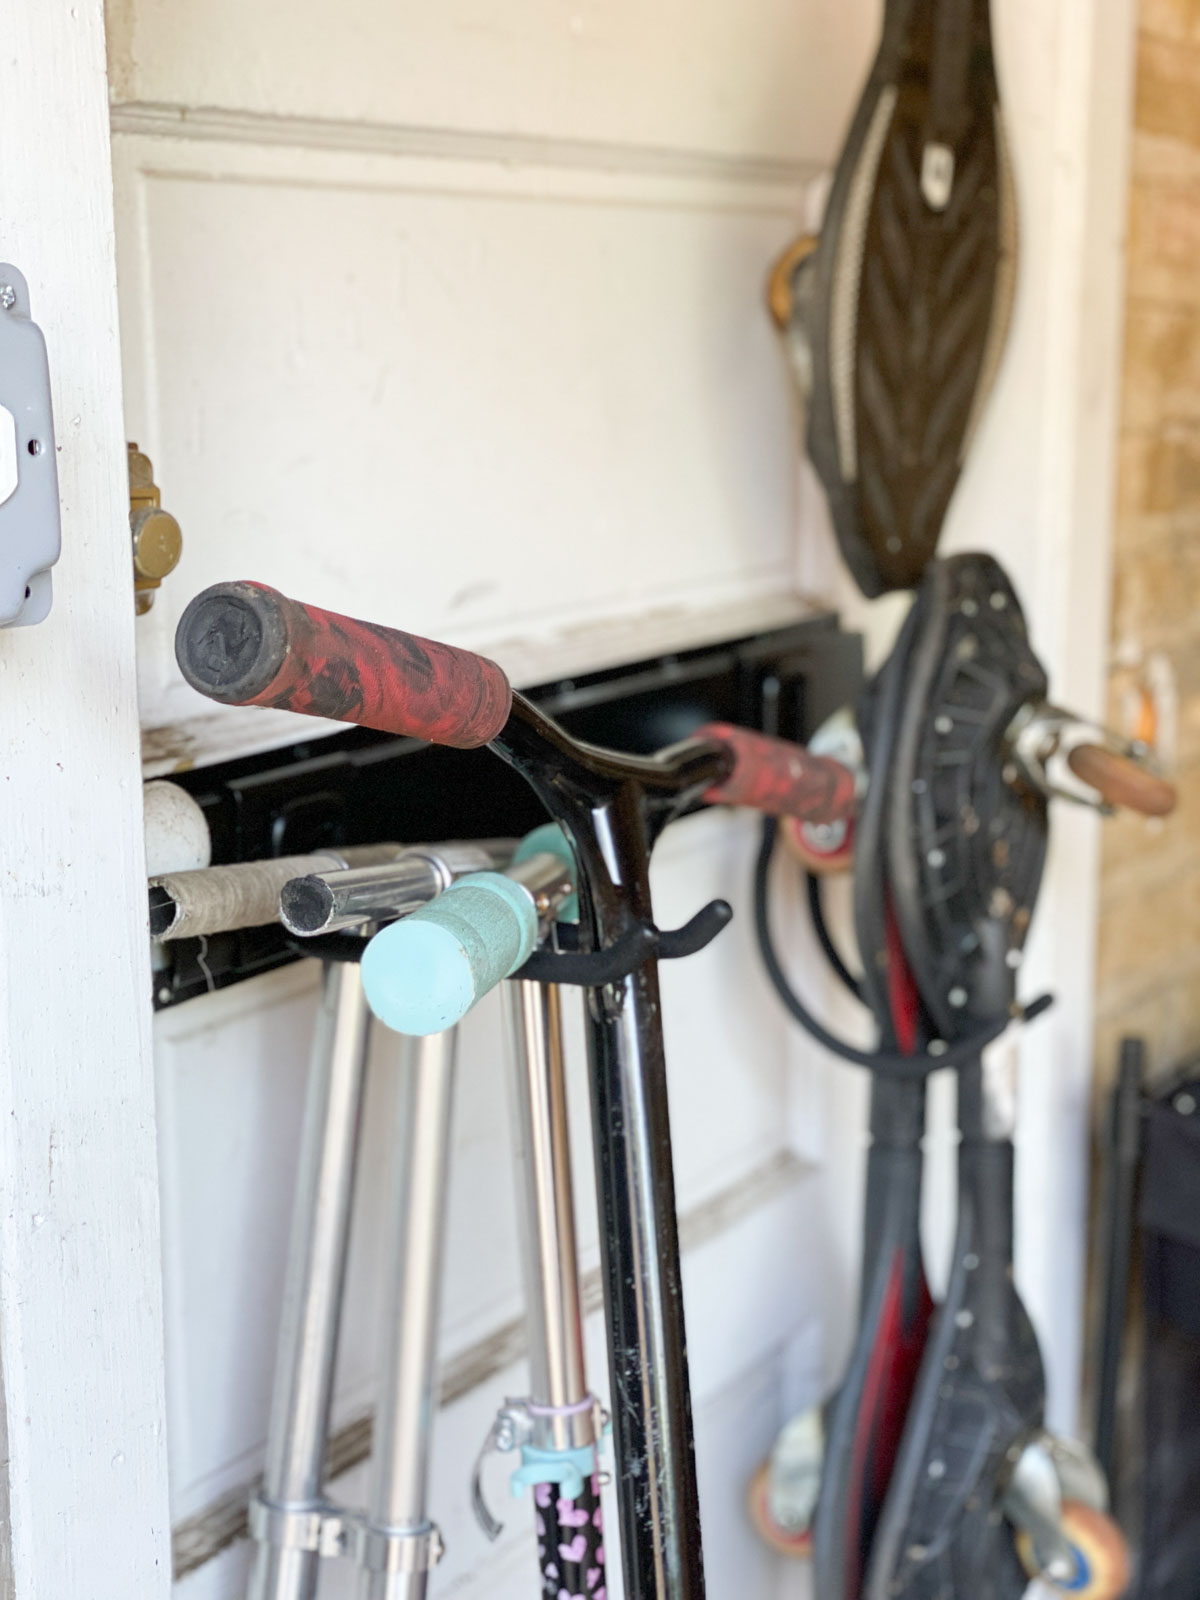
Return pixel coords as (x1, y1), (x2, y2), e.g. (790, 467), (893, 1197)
(0, 4), (171, 1594)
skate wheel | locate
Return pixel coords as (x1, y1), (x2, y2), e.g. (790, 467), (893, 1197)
(779, 814), (853, 875)
(766, 233), (819, 330)
(746, 1462), (813, 1559)
(1016, 1502), (1130, 1598)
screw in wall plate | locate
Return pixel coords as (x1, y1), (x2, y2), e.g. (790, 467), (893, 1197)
(948, 986), (968, 1008)
(1175, 1092), (1197, 1116)
(0, 285), (15, 311)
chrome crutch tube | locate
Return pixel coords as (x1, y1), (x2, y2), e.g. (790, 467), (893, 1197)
(248, 960), (372, 1600)
(354, 1030), (458, 1600)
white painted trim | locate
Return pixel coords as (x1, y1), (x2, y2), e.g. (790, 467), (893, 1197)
(999, 0), (1140, 1434)
(110, 100), (818, 189)
(0, 3), (171, 1592)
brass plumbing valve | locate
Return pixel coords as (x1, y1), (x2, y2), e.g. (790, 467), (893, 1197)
(129, 443), (182, 614)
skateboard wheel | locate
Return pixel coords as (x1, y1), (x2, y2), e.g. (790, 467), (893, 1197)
(780, 813), (853, 875)
(746, 1462), (814, 1559)
(766, 233), (819, 331)
(1016, 1501), (1131, 1598)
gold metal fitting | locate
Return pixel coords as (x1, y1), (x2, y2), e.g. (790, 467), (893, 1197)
(129, 443), (182, 614)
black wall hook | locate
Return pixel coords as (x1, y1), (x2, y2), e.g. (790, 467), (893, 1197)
(516, 899), (734, 987)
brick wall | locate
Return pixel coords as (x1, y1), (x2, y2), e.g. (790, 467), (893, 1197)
(1096, 0), (1200, 1084)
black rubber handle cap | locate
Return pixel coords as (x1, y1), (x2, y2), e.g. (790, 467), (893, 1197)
(175, 582), (289, 705)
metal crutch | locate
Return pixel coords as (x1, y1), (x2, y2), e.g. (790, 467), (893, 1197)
(269, 848), (573, 1600)
(246, 845), (511, 1600)
(354, 1026), (458, 1600)
(248, 955), (372, 1600)
(249, 985), (458, 1600)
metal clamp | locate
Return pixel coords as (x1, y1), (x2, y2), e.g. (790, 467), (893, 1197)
(247, 1494), (350, 1559)
(471, 1396), (608, 1541)
(353, 1519), (445, 1575)
(248, 1493), (445, 1574)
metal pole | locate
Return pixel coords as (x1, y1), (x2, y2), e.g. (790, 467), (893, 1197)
(579, 792), (704, 1600)
(503, 980), (589, 1421)
(356, 1029), (457, 1600)
(591, 958), (703, 1599)
(248, 961), (372, 1600)
(502, 980), (606, 1593)
(1095, 1037), (1144, 1484)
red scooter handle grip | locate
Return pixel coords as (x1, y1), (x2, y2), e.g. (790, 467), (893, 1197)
(697, 722), (857, 827)
(175, 582), (513, 750)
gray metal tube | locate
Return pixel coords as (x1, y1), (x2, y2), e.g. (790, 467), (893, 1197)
(356, 1030), (458, 1600)
(502, 980), (592, 1449)
(280, 844), (512, 937)
(151, 844), (401, 940)
(248, 962), (372, 1600)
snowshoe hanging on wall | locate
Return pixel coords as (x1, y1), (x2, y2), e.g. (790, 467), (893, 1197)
(769, 0), (1019, 597)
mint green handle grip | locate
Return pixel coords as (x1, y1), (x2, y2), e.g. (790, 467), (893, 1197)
(361, 872), (538, 1035)
(512, 822), (579, 923)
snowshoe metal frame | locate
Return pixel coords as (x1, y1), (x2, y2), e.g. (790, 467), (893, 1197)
(785, 0), (1018, 597)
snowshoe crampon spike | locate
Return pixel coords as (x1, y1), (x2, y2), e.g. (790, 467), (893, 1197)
(775, 0), (1019, 598)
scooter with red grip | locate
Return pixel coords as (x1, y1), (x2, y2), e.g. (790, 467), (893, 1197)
(176, 580), (858, 1600)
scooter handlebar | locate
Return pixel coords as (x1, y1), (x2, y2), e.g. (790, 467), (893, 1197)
(696, 722), (858, 828)
(173, 586), (857, 826)
(1067, 744), (1178, 819)
(175, 582), (512, 751)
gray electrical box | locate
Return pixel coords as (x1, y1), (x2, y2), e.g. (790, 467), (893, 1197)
(0, 265), (60, 626)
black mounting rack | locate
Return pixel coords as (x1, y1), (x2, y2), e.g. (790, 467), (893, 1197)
(152, 610), (862, 1009)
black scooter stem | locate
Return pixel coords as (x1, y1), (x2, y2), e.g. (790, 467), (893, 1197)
(863, 1061), (1043, 1599)
(813, 604), (933, 1599)
(812, 1080), (932, 1600)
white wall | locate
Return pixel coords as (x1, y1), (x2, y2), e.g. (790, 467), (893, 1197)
(108, 1), (1137, 1595)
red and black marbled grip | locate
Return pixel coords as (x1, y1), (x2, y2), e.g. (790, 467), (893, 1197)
(175, 581), (512, 750)
(698, 722), (857, 826)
